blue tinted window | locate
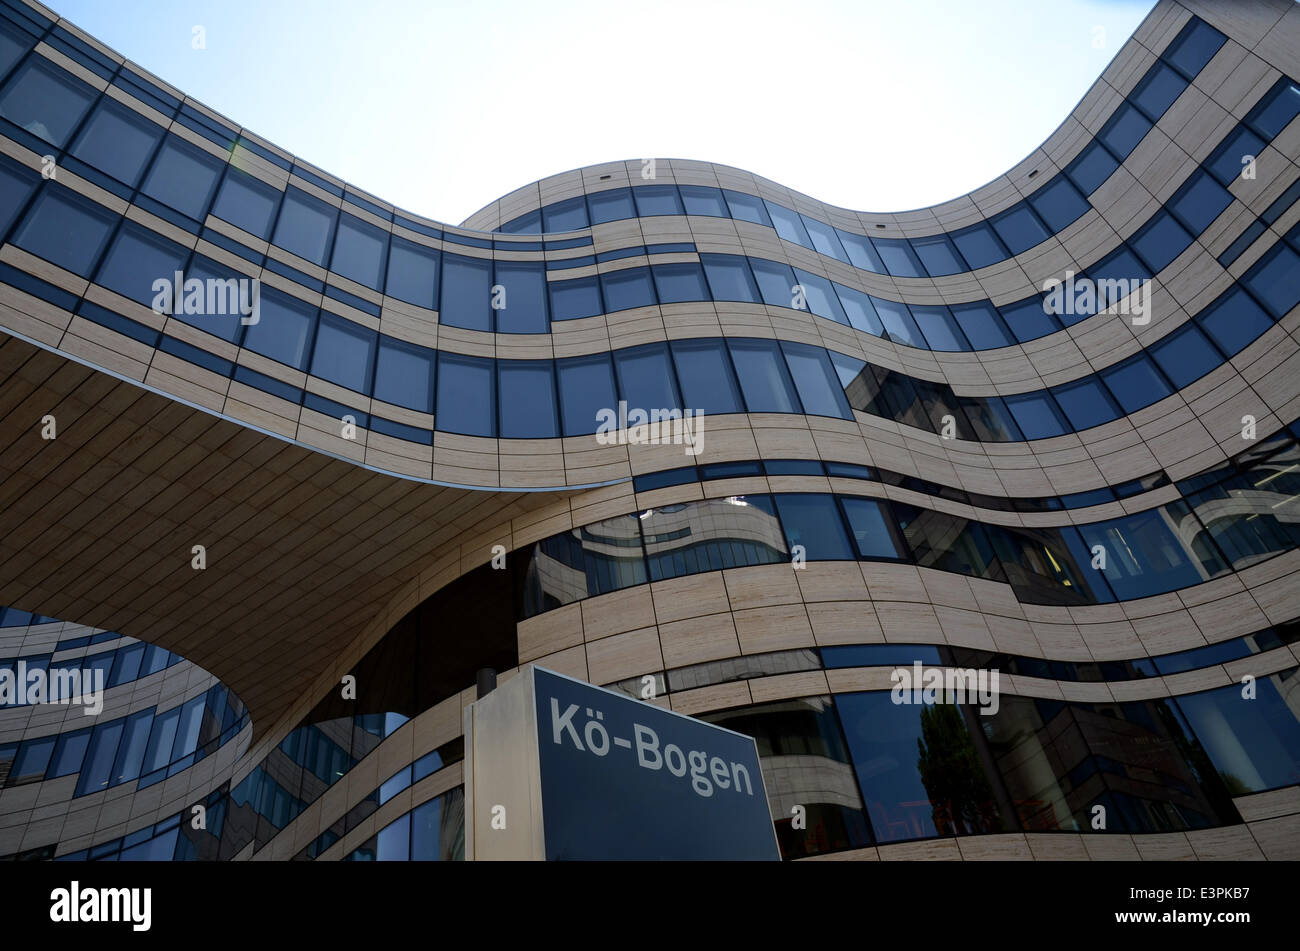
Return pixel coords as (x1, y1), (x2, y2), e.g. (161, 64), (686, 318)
(588, 187), (635, 224)
(1101, 353), (1171, 413)
(999, 296), (1057, 342)
(76, 720), (125, 796)
(1196, 286), (1273, 356)
(765, 202), (812, 247)
(376, 812), (411, 861)
(112, 709), (153, 786)
(493, 260), (549, 332)
(1065, 140), (1120, 195)
(1084, 246), (1151, 315)
(1242, 242), (1300, 319)
(679, 185), (728, 217)
(1174, 676), (1300, 792)
(838, 229), (886, 271)
(781, 341), (851, 418)
(543, 196), (587, 232)
(501, 210), (539, 234)
(273, 187), (338, 265)
(0, 56), (94, 147)
(1150, 323), (1220, 388)
(211, 167), (281, 239)
(601, 266), (656, 311)
(50, 728), (90, 778)
(701, 254), (759, 302)
(911, 234), (964, 276)
(652, 261), (708, 304)
(613, 343), (679, 411)
(1077, 509), (1206, 600)
(1168, 169), (1232, 234)
(951, 301), (1012, 348)
(172, 255), (247, 343)
(1131, 62), (1187, 121)
(1245, 78), (1300, 140)
(330, 214), (388, 290)
(436, 353), (495, 436)
(634, 185), (683, 217)
(1029, 176), (1090, 232)
(728, 339), (800, 413)
(723, 189), (771, 226)
(802, 215), (848, 262)
(1051, 377), (1121, 430)
(1206, 126), (1266, 186)
(872, 237), (924, 278)
(13, 185), (116, 275)
(773, 493), (854, 560)
(834, 284), (884, 336)
(1130, 210), (1192, 273)
(11, 735), (54, 783)
(792, 269), (848, 324)
(498, 360), (558, 438)
(549, 275), (602, 320)
(242, 288), (316, 369)
(871, 296), (925, 348)
(141, 136), (223, 220)
(1163, 18), (1226, 79)
(96, 221), (188, 308)
(0, 22), (30, 79)
(1100, 102), (1153, 159)
(951, 222), (1007, 269)
(840, 497), (901, 559)
(991, 204), (1049, 255)
(557, 353), (616, 436)
(911, 305), (968, 351)
(440, 254), (492, 330)
(70, 99), (162, 187)
(671, 339), (742, 416)
(311, 312), (375, 392)
(960, 395), (1022, 441)
(1005, 391), (1067, 439)
(384, 236), (439, 308)
(373, 336), (433, 412)
(750, 258), (798, 308)
(0, 156), (37, 235)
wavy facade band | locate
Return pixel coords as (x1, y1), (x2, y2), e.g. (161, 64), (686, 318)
(0, 0), (1298, 861)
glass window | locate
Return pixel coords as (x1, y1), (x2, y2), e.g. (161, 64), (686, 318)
(895, 504), (1002, 579)
(1083, 247), (1151, 315)
(384, 236), (439, 309)
(679, 185), (728, 217)
(990, 203), (1050, 255)
(749, 258), (798, 308)
(959, 395), (1022, 441)
(1196, 286), (1273, 357)
(651, 261), (708, 304)
(600, 266), (656, 312)
(773, 493), (854, 560)
(791, 269), (848, 324)
(109, 644), (145, 687)
(439, 254), (492, 331)
(1005, 390), (1068, 439)
(1150, 323), (1220, 388)
(1051, 377), (1121, 430)
(411, 789), (464, 860)
(70, 98), (162, 188)
(542, 196), (587, 232)
(834, 284), (884, 336)
(670, 338), (742, 415)
(950, 222), (1007, 269)
(0, 156), (37, 236)
(872, 237), (925, 278)
(493, 260), (549, 332)
(633, 184), (683, 217)
(1242, 242), (1300, 320)
(436, 353), (495, 436)
(911, 304), (968, 351)
(548, 275), (603, 320)
(0, 55), (94, 147)
(140, 136), (223, 220)
(500, 209), (539, 234)
(1168, 169), (1232, 234)
(211, 166), (281, 239)
(498, 360), (558, 438)
(802, 215), (849, 262)
(171, 695), (205, 758)
(1028, 176), (1090, 232)
(728, 338), (800, 414)
(701, 254), (759, 303)
(837, 229), (886, 272)
(911, 234), (964, 276)
(840, 497), (901, 559)
(311, 312), (375, 392)
(587, 187), (635, 224)
(1174, 672), (1300, 793)
(375, 812), (411, 861)
(95, 221), (188, 308)
(112, 709), (154, 786)
(557, 353), (616, 437)
(765, 201), (812, 247)
(373, 336), (433, 412)
(722, 189), (771, 227)
(1130, 210), (1193, 274)
(1077, 509), (1209, 600)
(642, 495), (787, 581)
(241, 287), (316, 370)
(1100, 102), (1152, 159)
(12, 185), (116, 276)
(781, 341), (851, 418)
(171, 255), (247, 343)
(1163, 18), (1226, 79)
(0, 22), (30, 79)
(49, 728), (91, 778)
(999, 296), (1057, 342)
(1245, 78), (1300, 140)
(330, 214), (388, 290)
(524, 513), (647, 610)
(141, 707), (179, 775)
(950, 300), (1012, 349)
(613, 343), (679, 411)
(1206, 125), (1266, 187)
(272, 187), (338, 266)
(1065, 140), (1120, 195)
(1131, 62), (1187, 121)
(76, 719), (125, 796)
(11, 735), (54, 784)
(1100, 353), (1172, 413)
(870, 296), (925, 348)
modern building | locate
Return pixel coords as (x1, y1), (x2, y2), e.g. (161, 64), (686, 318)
(0, 0), (1299, 862)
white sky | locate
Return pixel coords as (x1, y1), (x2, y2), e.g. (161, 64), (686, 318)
(47, 0), (1156, 225)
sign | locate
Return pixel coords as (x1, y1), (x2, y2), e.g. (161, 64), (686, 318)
(464, 665), (779, 860)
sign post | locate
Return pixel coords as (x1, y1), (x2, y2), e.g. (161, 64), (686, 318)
(464, 665), (780, 860)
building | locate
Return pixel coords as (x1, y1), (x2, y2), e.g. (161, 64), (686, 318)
(0, 0), (1299, 862)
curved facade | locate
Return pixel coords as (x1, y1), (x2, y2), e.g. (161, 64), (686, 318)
(0, 0), (1298, 861)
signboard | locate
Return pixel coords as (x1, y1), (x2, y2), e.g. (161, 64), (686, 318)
(464, 665), (780, 860)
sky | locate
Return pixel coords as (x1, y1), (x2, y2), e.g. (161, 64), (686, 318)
(46, 0), (1157, 226)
